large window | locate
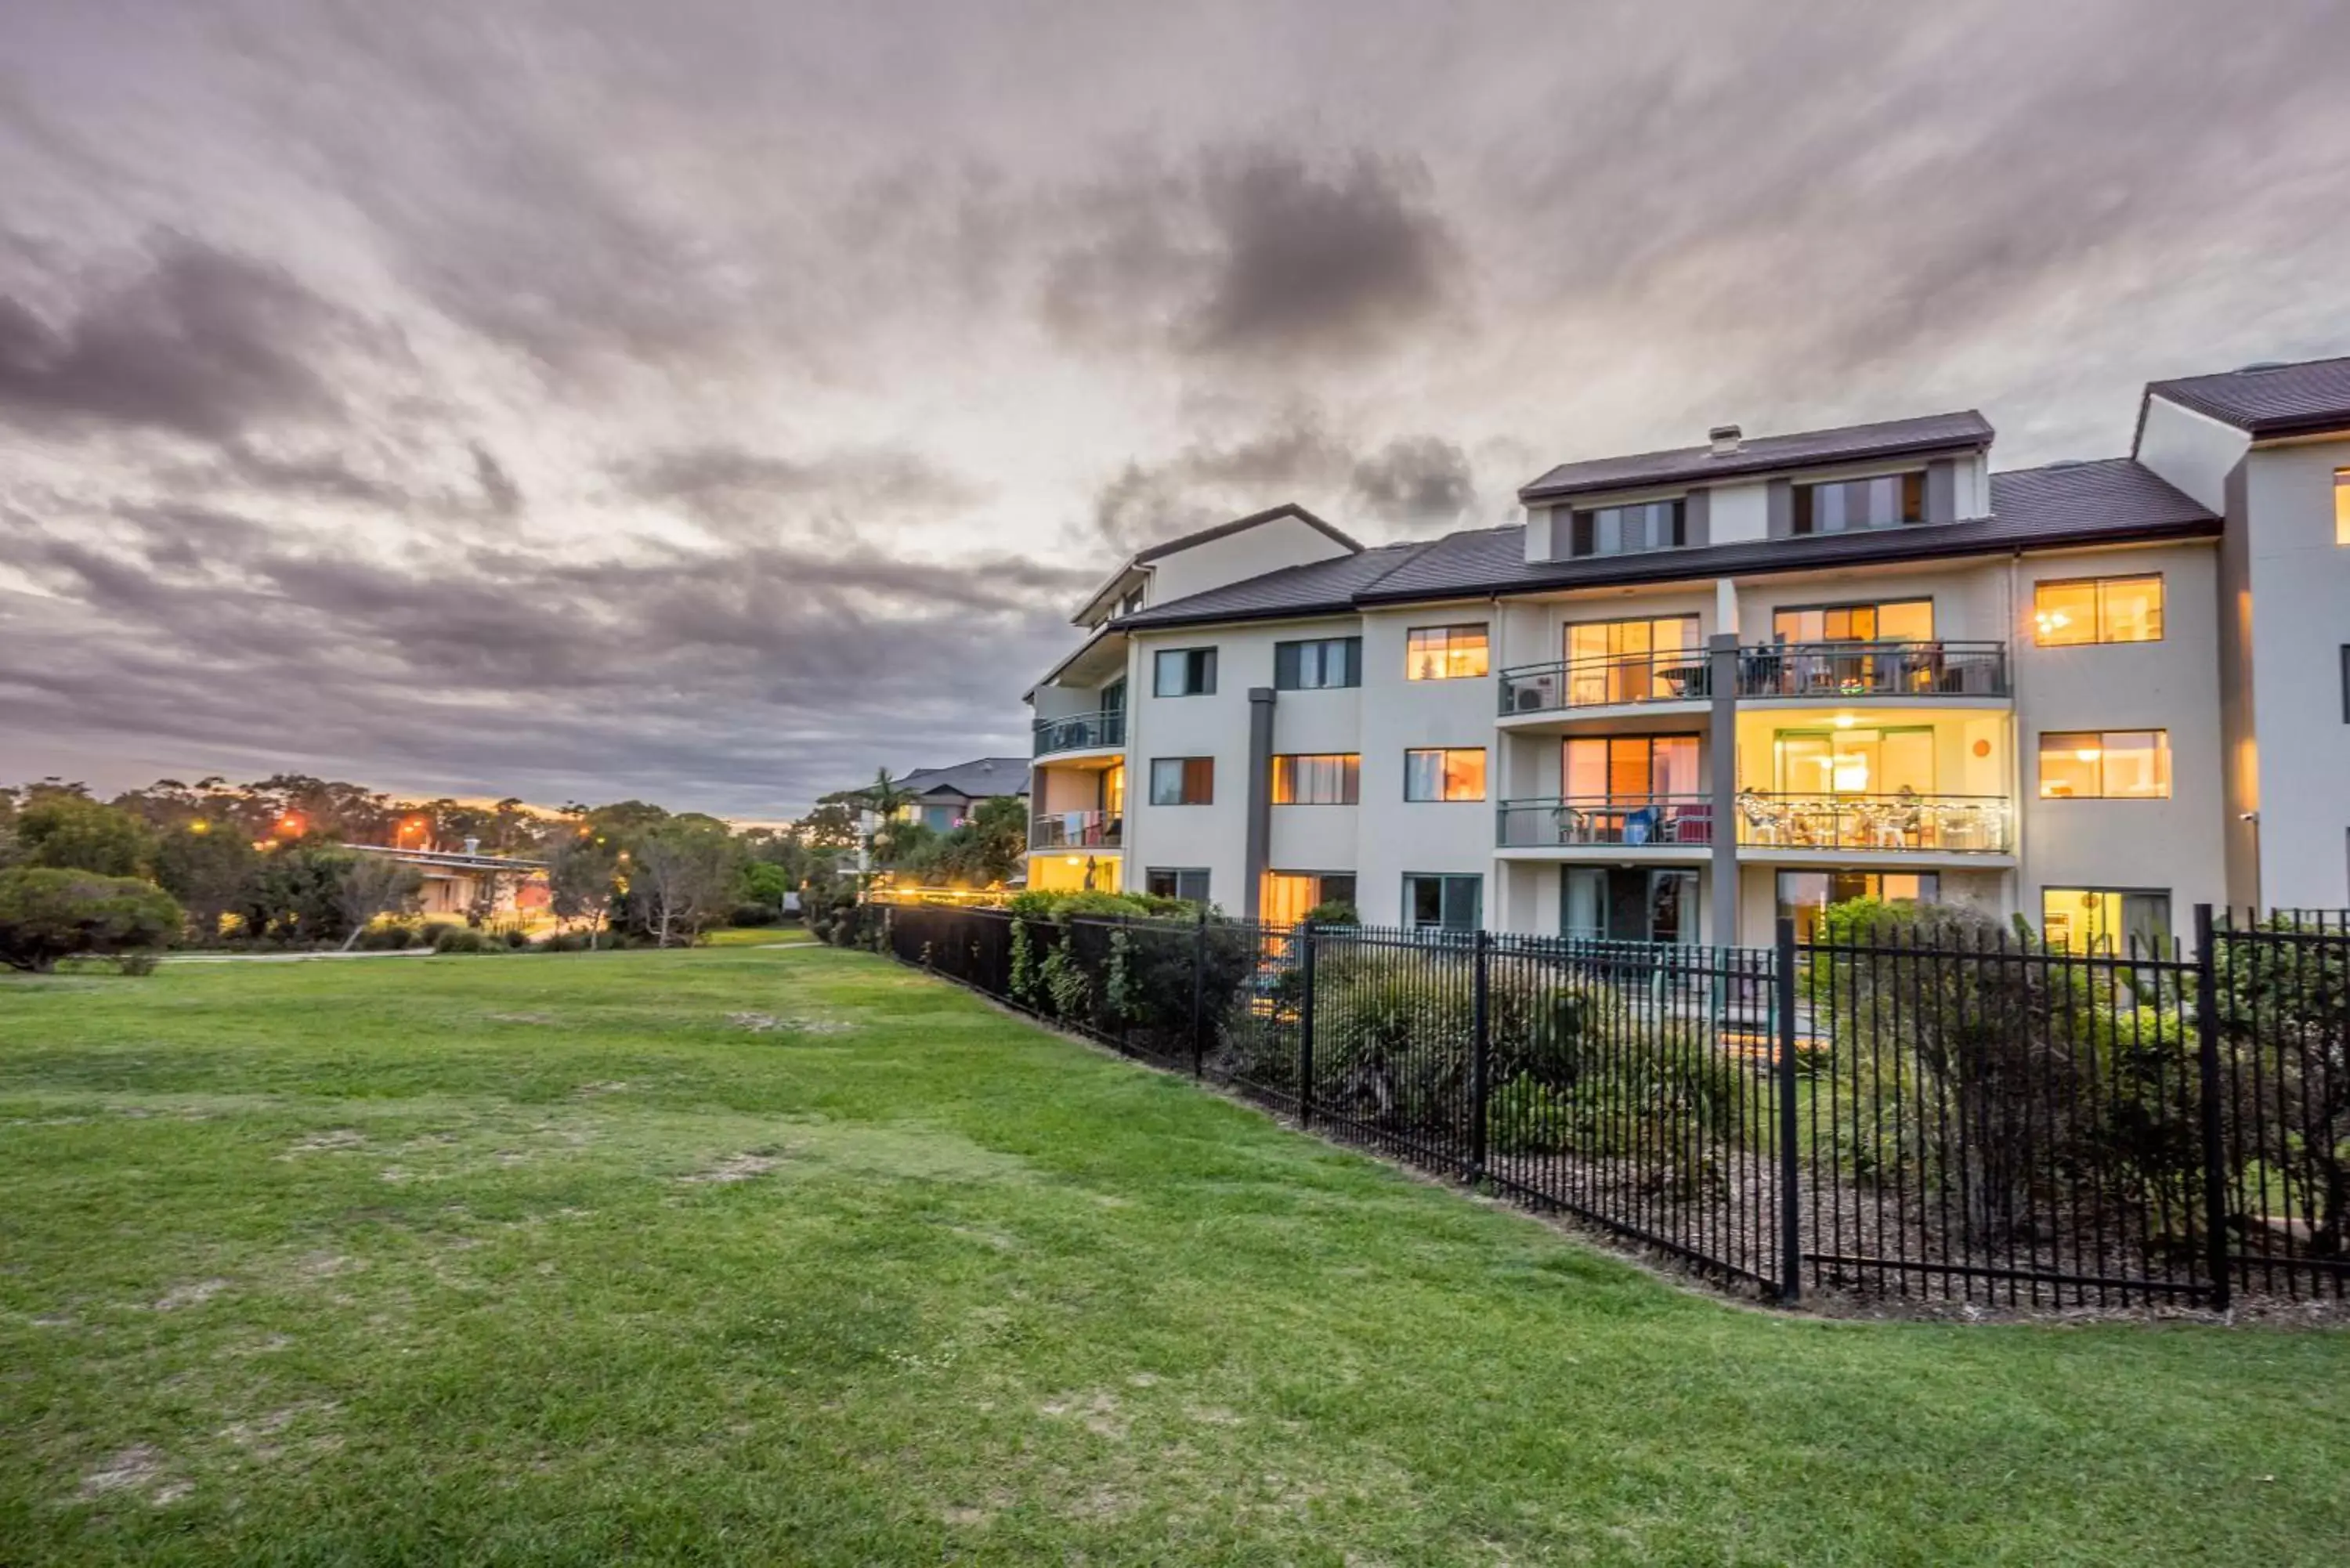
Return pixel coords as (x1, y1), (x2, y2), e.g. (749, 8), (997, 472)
(1564, 868), (1696, 944)
(1274, 636), (1361, 691)
(1791, 471), (1925, 534)
(1570, 499), (1686, 558)
(1270, 753), (1359, 805)
(1776, 872), (1941, 942)
(1262, 871), (1356, 927)
(1147, 757), (1214, 805)
(1564, 735), (1701, 800)
(1152, 647), (1217, 697)
(2037, 731), (2171, 799)
(1145, 867), (1210, 904)
(1773, 727), (1933, 795)
(2034, 576), (2164, 646)
(1771, 599), (1933, 643)
(2337, 468), (2350, 545)
(2041, 887), (2171, 954)
(1564, 616), (1702, 703)
(1403, 873), (1482, 933)
(1404, 748), (1487, 802)
(1406, 624), (1488, 681)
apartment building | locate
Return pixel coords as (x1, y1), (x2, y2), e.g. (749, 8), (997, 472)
(1024, 356), (2350, 945)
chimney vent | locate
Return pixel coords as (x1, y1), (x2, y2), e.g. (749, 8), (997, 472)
(1708, 425), (1743, 457)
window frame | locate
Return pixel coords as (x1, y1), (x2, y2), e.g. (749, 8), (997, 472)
(1791, 471), (1926, 535)
(2039, 886), (2173, 955)
(1270, 753), (1361, 806)
(1769, 598), (1935, 644)
(1145, 867), (1211, 903)
(1569, 497), (1687, 558)
(1402, 872), (1482, 933)
(1152, 646), (1217, 698)
(2032, 574), (2165, 648)
(1403, 747), (1489, 802)
(2335, 468), (2350, 546)
(1405, 623), (1490, 681)
(1146, 756), (1215, 806)
(1273, 635), (1363, 692)
(2036, 729), (2172, 800)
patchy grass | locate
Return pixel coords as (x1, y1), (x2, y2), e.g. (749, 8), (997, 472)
(2, 946), (2345, 1566)
(697, 925), (813, 948)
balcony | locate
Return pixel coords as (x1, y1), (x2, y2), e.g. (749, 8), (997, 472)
(1737, 641), (2008, 700)
(1030, 809), (1123, 851)
(1499, 649), (1712, 717)
(1735, 792), (2012, 854)
(1498, 795), (1716, 850)
(1033, 708), (1126, 757)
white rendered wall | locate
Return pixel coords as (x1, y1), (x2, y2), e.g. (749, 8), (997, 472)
(1145, 516), (1355, 606)
(2135, 397), (2251, 514)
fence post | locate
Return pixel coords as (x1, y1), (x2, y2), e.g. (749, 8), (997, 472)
(1296, 920), (1317, 1129)
(1469, 927), (1491, 1182)
(1774, 916), (1802, 1305)
(1190, 908), (1208, 1078)
(2192, 903), (2232, 1313)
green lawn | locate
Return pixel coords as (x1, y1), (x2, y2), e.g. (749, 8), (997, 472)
(2, 948), (2344, 1566)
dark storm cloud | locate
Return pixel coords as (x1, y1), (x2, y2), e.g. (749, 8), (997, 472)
(1040, 145), (1460, 364)
(0, 237), (352, 443)
(471, 444), (524, 518)
(1093, 413), (1479, 552)
(619, 443), (980, 531)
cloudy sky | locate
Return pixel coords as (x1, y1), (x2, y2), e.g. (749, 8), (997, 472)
(5, 2), (2348, 816)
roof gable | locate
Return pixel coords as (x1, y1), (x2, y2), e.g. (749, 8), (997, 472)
(2143, 355), (2350, 439)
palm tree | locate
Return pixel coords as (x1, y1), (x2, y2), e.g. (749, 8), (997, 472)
(862, 768), (913, 871)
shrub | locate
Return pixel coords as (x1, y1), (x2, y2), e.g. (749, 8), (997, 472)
(430, 924), (491, 954)
(1302, 900), (1360, 927)
(0, 867), (183, 973)
(356, 919), (425, 951)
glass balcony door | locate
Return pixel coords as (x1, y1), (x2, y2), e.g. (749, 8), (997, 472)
(1564, 616), (1701, 705)
(1773, 727), (1933, 797)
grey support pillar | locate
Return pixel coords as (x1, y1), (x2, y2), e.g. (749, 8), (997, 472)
(1242, 686), (1276, 921)
(1707, 634), (1741, 947)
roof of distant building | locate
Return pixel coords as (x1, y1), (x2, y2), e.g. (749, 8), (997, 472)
(1518, 410), (1994, 502)
(1112, 458), (2215, 631)
(2142, 354), (2350, 439)
(891, 757), (1031, 800)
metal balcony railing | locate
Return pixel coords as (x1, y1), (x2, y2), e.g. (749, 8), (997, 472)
(1498, 649), (1712, 716)
(1029, 810), (1123, 851)
(1735, 792), (2012, 854)
(1737, 641), (2008, 699)
(1497, 795), (1716, 848)
(1032, 709), (1126, 757)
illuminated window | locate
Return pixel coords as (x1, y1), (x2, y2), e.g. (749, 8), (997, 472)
(1565, 735), (1701, 800)
(1772, 599), (1933, 643)
(1404, 748), (1488, 801)
(2337, 468), (2350, 545)
(1775, 871), (1941, 942)
(1262, 871), (1355, 927)
(2034, 576), (2164, 646)
(2041, 888), (2171, 953)
(1147, 757), (1213, 805)
(2037, 730), (2170, 799)
(1564, 616), (1701, 703)
(1270, 753), (1359, 805)
(1405, 625), (1489, 681)
(1792, 472), (1925, 533)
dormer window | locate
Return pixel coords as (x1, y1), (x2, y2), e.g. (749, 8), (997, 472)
(1120, 587), (1146, 615)
(1792, 472), (1924, 534)
(1570, 498), (1685, 558)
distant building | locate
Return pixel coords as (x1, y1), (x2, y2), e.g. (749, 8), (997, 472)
(345, 840), (550, 918)
(884, 757), (1030, 832)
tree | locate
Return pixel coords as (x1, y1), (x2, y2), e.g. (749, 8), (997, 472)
(0, 868), (182, 972)
(796, 802), (860, 850)
(859, 768), (914, 867)
(154, 823), (263, 941)
(544, 833), (619, 947)
(332, 854), (425, 950)
(967, 795), (1030, 886)
(621, 819), (743, 947)
(739, 861), (792, 921)
(15, 795), (156, 878)
(232, 843), (352, 944)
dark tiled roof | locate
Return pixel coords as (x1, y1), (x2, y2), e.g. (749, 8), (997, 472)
(1131, 502), (1361, 563)
(892, 757), (1030, 799)
(1518, 410), (1994, 502)
(1114, 459), (2214, 630)
(1112, 541), (1427, 629)
(2144, 355), (2350, 438)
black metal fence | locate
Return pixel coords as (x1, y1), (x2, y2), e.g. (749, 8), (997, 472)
(873, 902), (2347, 1311)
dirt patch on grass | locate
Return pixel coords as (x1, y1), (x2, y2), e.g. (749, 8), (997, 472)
(728, 1011), (855, 1036)
(680, 1150), (789, 1183)
(77, 1446), (182, 1505)
(280, 1129), (366, 1157)
(153, 1279), (230, 1311)
(486, 1011), (558, 1024)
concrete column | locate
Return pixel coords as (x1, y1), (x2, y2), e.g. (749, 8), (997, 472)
(1243, 687), (1276, 920)
(1707, 633), (1741, 946)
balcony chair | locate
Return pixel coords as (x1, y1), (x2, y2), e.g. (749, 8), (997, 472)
(1737, 793), (1786, 845)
